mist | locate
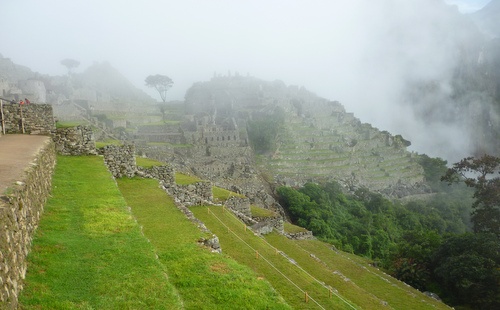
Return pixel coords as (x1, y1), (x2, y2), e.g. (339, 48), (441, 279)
(0, 0), (493, 163)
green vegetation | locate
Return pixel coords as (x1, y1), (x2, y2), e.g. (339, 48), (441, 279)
(95, 138), (122, 148)
(275, 153), (500, 308)
(247, 108), (285, 154)
(175, 172), (201, 185)
(277, 181), (472, 258)
(212, 186), (245, 201)
(19, 156), (182, 309)
(136, 156), (164, 168)
(251, 205), (277, 217)
(146, 142), (192, 148)
(117, 178), (290, 309)
(284, 222), (308, 234)
(191, 205), (447, 309)
(55, 121), (86, 128)
(438, 155), (500, 308)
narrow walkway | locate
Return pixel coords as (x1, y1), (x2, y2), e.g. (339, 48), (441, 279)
(0, 134), (51, 193)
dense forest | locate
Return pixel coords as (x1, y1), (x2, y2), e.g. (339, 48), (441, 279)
(277, 154), (500, 309)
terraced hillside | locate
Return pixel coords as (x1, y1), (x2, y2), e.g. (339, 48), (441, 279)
(269, 100), (425, 194)
(19, 155), (450, 309)
(183, 75), (427, 197)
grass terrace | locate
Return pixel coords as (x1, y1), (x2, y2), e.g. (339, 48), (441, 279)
(95, 138), (122, 149)
(175, 172), (201, 185)
(136, 156), (164, 168)
(117, 178), (290, 309)
(19, 156), (182, 309)
(251, 205), (277, 218)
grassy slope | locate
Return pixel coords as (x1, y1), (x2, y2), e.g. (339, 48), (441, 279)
(18, 156), (182, 309)
(191, 205), (452, 310)
(18, 155), (450, 309)
(265, 235), (449, 310)
(117, 177), (290, 310)
(191, 205), (363, 309)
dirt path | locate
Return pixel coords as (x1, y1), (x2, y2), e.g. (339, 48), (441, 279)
(0, 134), (52, 194)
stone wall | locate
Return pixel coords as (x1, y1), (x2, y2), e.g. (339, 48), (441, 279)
(1, 104), (54, 135)
(52, 125), (97, 155)
(0, 139), (56, 308)
(252, 216), (284, 234)
(285, 231), (314, 240)
(137, 165), (175, 185)
(225, 196), (251, 218)
(165, 181), (213, 206)
(101, 144), (137, 178)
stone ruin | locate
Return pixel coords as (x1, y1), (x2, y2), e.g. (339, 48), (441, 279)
(0, 103), (55, 135)
(101, 144), (136, 178)
(52, 125), (97, 155)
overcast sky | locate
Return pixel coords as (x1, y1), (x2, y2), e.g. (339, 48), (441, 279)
(0, 0), (493, 160)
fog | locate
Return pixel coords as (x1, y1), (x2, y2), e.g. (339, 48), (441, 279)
(0, 0), (492, 162)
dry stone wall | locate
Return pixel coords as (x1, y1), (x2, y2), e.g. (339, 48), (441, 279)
(52, 125), (97, 155)
(137, 165), (175, 185)
(165, 181), (213, 206)
(0, 139), (56, 309)
(285, 231), (314, 240)
(1, 104), (54, 135)
(252, 216), (284, 234)
(101, 144), (136, 178)
(225, 196), (251, 218)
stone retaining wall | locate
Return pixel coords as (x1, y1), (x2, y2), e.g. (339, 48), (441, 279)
(52, 125), (97, 155)
(225, 196), (251, 218)
(0, 139), (56, 309)
(252, 216), (284, 234)
(101, 144), (136, 178)
(0, 104), (54, 135)
(165, 181), (213, 206)
(285, 230), (314, 240)
(137, 165), (175, 185)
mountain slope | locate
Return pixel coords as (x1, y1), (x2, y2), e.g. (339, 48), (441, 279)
(471, 0), (500, 38)
(183, 76), (427, 197)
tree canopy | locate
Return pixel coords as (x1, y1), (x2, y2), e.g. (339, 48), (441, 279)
(60, 58), (80, 75)
(442, 155), (500, 236)
(145, 74), (173, 102)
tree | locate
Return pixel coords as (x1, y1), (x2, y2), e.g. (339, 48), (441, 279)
(145, 74), (173, 102)
(432, 233), (500, 308)
(441, 155), (500, 236)
(60, 58), (80, 75)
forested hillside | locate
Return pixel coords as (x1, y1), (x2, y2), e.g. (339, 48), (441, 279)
(277, 154), (500, 309)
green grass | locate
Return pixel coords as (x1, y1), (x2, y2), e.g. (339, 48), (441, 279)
(117, 177), (290, 310)
(95, 139), (122, 148)
(19, 156), (182, 309)
(55, 121), (86, 128)
(191, 205), (362, 309)
(192, 206), (451, 310)
(175, 172), (201, 185)
(251, 205), (277, 218)
(284, 222), (308, 234)
(284, 239), (449, 310)
(136, 156), (164, 168)
(212, 186), (245, 202)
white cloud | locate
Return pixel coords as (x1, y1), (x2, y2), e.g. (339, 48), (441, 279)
(0, 0), (489, 161)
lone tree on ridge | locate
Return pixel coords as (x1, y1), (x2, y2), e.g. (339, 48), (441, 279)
(145, 74), (173, 102)
(60, 58), (80, 75)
